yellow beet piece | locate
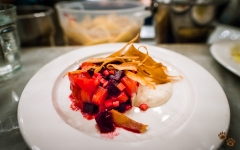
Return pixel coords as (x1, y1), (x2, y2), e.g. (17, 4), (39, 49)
(110, 109), (148, 133)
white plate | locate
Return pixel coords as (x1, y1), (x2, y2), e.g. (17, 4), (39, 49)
(207, 24), (240, 44)
(210, 40), (240, 77)
(18, 43), (230, 150)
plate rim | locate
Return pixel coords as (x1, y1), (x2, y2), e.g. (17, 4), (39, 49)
(210, 40), (240, 77)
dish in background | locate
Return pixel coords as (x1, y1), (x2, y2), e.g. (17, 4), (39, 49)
(207, 24), (240, 44)
(210, 40), (240, 77)
(18, 43), (229, 150)
(17, 5), (55, 47)
(55, 1), (150, 45)
(231, 44), (240, 63)
(153, 0), (227, 43)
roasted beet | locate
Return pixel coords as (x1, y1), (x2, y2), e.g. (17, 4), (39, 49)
(109, 70), (123, 81)
(114, 102), (127, 113)
(99, 67), (109, 80)
(125, 99), (132, 106)
(95, 110), (115, 133)
(99, 66), (106, 74)
(82, 102), (99, 114)
(77, 66), (81, 70)
(114, 99), (132, 113)
(106, 80), (121, 97)
(87, 68), (95, 77)
(110, 79), (118, 85)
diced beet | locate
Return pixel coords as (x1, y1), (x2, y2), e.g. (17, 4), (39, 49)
(82, 102), (99, 114)
(99, 66), (106, 74)
(109, 70), (123, 81)
(93, 72), (102, 77)
(92, 87), (108, 106)
(121, 76), (138, 97)
(87, 68), (95, 77)
(103, 70), (110, 76)
(125, 99), (132, 106)
(109, 70), (115, 75)
(125, 105), (132, 111)
(93, 73), (102, 81)
(139, 103), (148, 111)
(125, 100), (132, 111)
(100, 78), (107, 84)
(116, 91), (129, 103)
(114, 102), (126, 113)
(104, 100), (113, 108)
(114, 99), (132, 113)
(106, 81), (121, 97)
(70, 73), (99, 95)
(80, 89), (92, 103)
(109, 75), (114, 80)
(112, 100), (120, 107)
(116, 82), (125, 91)
(71, 100), (83, 111)
(102, 81), (108, 87)
(109, 79), (118, 86)
(95, 110), (115, 133)
(70, 83), (81, 100)
(100, 67), (109, 80)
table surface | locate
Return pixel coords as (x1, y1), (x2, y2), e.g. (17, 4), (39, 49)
(0, 44), (239, 150)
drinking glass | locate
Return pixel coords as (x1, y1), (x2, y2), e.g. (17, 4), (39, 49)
(0, 4), (21, 79)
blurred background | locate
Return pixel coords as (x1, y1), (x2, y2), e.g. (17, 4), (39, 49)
(1, 0), (240, 46)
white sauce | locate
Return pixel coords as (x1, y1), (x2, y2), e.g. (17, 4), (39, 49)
(132, 82), (172, 107)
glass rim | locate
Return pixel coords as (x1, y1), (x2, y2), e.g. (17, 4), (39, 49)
(0, 4), (16, 13)
(55, 1), (145, 14)
(17, 5), (54, 19)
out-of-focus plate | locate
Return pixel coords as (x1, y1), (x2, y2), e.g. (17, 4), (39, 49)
(210, 40), (240, 77)
(207, 24), (240, 44)
(18, 43), (230, 150)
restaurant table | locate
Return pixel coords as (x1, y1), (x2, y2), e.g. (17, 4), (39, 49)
(0, 44), (239, 150)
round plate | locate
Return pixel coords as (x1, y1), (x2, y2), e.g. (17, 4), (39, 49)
(18, 43), (230, 150)
(210, 40), (240, 77)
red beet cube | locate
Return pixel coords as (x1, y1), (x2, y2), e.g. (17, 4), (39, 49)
(92, 86), (108, 106)
(95, 110), (115, 133)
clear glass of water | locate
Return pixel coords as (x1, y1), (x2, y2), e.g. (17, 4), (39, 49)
(0, 4), (21, 80)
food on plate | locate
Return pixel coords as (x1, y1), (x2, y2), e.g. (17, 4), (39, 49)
(132, 82), (172, 108)
(66, 34), (180, 134)
(63, 14), (140, 45)
(110, 109), (148, 133)
(231, 44), (240, 63)
(94, 109), (147, 133)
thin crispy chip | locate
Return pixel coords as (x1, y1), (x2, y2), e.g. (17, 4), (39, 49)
(124, 71), (155, 89)
(107, 62), (138, 71)
(68, 34), (181, 88)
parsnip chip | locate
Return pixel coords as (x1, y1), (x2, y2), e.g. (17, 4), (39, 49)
(107, 62), (138, 71)
(70, 34), (181, 88)
(125, 71), (155, 89)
